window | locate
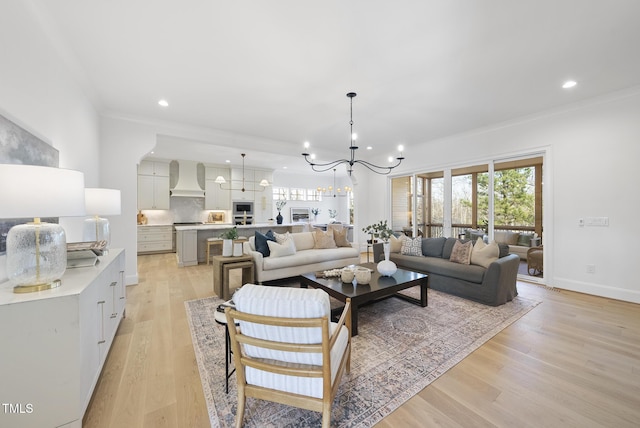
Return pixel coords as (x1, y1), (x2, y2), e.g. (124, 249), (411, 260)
(307, 188), (322, 202)
(273, 187), (288, 200)
(289, 188), (306, 201)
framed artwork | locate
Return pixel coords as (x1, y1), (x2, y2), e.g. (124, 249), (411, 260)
(0, 113), (59, 254)
(290, 207), (310, 223)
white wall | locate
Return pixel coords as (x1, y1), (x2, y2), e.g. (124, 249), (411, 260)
(0, 1), (100, 282)
(358, 88), (640, 304)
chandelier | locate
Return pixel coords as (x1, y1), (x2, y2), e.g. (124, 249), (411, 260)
(214, 153), (269, 192)
(317, 169), (351, 197)
(302, 92), (405, 176)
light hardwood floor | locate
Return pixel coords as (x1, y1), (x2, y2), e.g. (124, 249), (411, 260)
(84, 253), (640, 427)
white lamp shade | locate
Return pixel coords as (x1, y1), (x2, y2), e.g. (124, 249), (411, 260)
(214, 176), (227, 184)
(85, 188), (121, 216)
(0, 164), (86, 218)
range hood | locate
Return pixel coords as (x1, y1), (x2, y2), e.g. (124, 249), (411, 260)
(170, 160), (205, 198)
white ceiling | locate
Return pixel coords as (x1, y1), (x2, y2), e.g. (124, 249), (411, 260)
(31, 0), (640, 171)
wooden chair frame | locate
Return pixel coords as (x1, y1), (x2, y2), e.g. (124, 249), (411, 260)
(225, 298), (351, 428)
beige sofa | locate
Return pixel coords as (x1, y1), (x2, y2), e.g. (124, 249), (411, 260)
(493, 231), (539, 260)
(243, 231), (360, 283)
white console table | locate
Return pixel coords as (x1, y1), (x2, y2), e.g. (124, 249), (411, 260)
(0, 249), (125, 428)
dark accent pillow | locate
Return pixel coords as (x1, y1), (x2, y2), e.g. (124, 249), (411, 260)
(255, 230), (276, 257)
(498, 243), (510, 258)
(422, 237), (446, 257)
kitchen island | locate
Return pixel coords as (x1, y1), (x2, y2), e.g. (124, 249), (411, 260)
(174, 223), (307, 267)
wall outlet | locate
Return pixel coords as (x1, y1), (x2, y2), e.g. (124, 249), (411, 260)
(586, 264), (596, 274)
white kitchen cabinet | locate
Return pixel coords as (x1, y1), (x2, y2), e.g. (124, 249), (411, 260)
(230, 167), (255, 200)
(176, 229), (198, 267)
(205, 167), (231, 210)
(137, 225), (174, 254)
(137, 160), (170, 210)
(0, 249), (125, 428)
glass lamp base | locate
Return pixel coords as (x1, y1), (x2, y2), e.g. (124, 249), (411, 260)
(6, 222), (67, 292)
(83, 217), (110, 247)
(14, 279), (62, 294)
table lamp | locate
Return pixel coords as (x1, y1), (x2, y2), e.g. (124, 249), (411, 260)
(83, 188), (121, 248)
(0, 164), (85, 293)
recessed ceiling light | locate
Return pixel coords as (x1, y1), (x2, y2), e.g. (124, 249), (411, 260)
(283, 166), (288, 169)
(562, 80), (577, 89)
(158, 99), (169, 107)
(225, 159), (231, 163)
(366, 146), (373, 150)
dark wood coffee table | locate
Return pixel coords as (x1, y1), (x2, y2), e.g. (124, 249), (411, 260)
(300, 263), (428, 336)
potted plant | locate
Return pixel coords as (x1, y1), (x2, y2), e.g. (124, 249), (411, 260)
(362, 220), (397, 276)
(275, 200), (287, 224)
(311, 207), (320, 223)
(221, 227), (238, 256)
(362, 220), (393, 243)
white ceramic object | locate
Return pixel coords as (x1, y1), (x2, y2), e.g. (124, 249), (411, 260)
(233, 241), (243, 257)
(355, 267), (371, 285)
(341, 267), (355, 283)
(222, 239), (233, 257)
(377, 259), (397, 276)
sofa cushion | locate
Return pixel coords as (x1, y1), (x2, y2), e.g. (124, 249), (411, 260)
(389, 254), (486, 283)
(268, 238), (297, 257)
(494, 230), (519, 245)
(262, 247), (359, 271)
(291, 232), (316, 251)
(442, 237), (459, 259)
(401, 237), (422, 256)
(450, 240), (472, 264)
(498, 243), (510, 258)
(255, 230), (276, 257)
(389, 234), (407, 253)
(422, 237), (446, 257)
(517, 232), (535, 246)
(314, 229), (337, 249)
(274, 231), (292, 245)
(471, 238), (499, 268)
(332, 228), (351, 247)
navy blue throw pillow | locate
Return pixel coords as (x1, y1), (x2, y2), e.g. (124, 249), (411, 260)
(255, 230), (276, 257)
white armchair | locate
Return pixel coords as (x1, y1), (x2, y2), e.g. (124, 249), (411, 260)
(225, 283), (352, 428)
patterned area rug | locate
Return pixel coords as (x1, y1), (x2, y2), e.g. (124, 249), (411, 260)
(185, 286), (541, 427)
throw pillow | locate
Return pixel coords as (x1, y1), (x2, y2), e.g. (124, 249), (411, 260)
(314, 229), (337, 249)
(449, 240), (472, 264)
(254, 230), (276, 257)
(267, 238), (296, 257)
(332, 228), (351, 247)
(274, 231), (292, 245)
(389, 234), (407, 253)
(401, 237), (422, 256)
(470, 238), (500, 268)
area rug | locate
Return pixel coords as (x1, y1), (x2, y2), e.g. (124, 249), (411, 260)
(185, 287), (541, 427)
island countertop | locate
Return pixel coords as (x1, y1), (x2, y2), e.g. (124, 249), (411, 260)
(173, 222), (306, 231)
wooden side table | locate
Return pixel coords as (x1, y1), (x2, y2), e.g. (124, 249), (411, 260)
(212, 255), (254, 300)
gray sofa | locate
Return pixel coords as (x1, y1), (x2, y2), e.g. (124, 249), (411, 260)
(373, 237), (519, 306)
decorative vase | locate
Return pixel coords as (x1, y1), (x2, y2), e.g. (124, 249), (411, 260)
(222, 239), (233, 257)
(276, 212), (283, 224)
(377, 242), (397, 276)
(233, 241), (243, 257)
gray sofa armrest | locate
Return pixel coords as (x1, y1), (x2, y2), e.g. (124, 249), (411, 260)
(482, 254), (519, 304)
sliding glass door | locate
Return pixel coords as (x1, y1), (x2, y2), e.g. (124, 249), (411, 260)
(390, 154), (544, 282)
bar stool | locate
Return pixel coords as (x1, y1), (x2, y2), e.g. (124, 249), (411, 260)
(206, 237), (222, 265)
